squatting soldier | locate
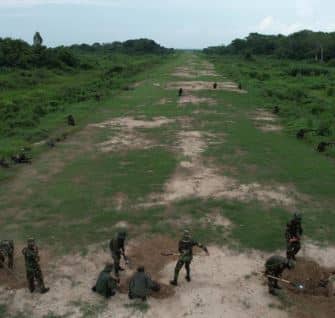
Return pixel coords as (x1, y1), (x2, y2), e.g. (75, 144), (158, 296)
(67, 114), (75, 126)
(285, 213), (303, 260)
(170, 230), (209, 286)
(92, 264), (118, 299)
(109, 231), (128, 277)
(128, 266), (160, 301)
(265, 255), (293, 296)
(178, 88), (183, 97)
(22, 239), (49, 294)
(0, 240), (14, 269)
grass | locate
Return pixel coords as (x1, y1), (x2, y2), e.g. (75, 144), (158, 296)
(0, 51), (335, 257)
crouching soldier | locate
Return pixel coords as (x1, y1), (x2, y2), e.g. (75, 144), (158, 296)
(170, 230), (209, 286)
(265, 255), (293, 296)
(129, 266), (160, 301)
(92, 264), (118, 299)
(22, 238), (49, 294)
(0, 240), (14, 269)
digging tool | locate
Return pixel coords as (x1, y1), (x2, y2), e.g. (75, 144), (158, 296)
(161, 251), (206, 257)
(267, 275), (304, 290)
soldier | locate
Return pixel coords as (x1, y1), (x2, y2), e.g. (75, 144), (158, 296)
(22, 239), (49, 294)
(265, 255), (293, 296)
(170, 230), (209, 286)
(285, 213), (303, 260)
(109, 230), (128, 277)
(213, 82), (218, 89)
(178, 88), (183, 97)
(0, 240), (14, 269)
(128, 266), (160, 301)
(92, 264), (118, 299)
(67, 114), (75, 126)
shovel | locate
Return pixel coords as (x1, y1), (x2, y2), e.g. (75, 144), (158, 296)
(267, 275), (304, 290)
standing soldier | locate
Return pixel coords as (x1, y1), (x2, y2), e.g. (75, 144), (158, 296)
(170, 230), (209, 286)
(0, 240), (14, 269)
(213, 82), (218, 89)
(22, 239), (49, 294)
(109, 230), (128, 277)
(265, 255), (293, 296)
(285, 213), (303, 260)
(92, 263), (118, 299)
(178, 88), (183, 97)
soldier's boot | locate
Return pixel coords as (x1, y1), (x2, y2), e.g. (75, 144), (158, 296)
(185, 263), (191, 282)
(40, 287), (50, 294)
(170, 271), (179, 286)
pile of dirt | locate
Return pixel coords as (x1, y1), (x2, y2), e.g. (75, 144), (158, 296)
(281, 257), (335, 318)
(283, 258), (334, 296)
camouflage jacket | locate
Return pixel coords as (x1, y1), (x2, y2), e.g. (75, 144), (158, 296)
(109, 234), (125, 254)
(265, 255), (287, 275)
(0, 240), (14, 257)
(285, 220), (303, 241)
(129, 271), (155, 298)
(178, 238), (206, 262)
(22, 246), (40, 271)
(95, 269), (118, 297)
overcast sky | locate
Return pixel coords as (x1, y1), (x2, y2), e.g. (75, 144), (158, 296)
(0, 0), (334, 48)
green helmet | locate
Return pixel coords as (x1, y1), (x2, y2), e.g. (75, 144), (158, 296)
(293, 213), (302, 221)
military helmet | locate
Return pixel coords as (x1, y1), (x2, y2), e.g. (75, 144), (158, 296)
(293, 212), (302, 221)
(27, 238), (35, 244)
(183, 229), (191, 239)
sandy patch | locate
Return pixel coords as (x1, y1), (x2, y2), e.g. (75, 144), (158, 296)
(166, 81), (247, 94)
(178, 95), (216, 105)
(157, 98), (171, 105)
(0, 241), (288, 318)
(91, 117), (175, 152)
(144, 130), (297, 208)
(252, 109), (283, 133)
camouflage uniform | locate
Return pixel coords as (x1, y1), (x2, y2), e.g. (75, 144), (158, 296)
(109, 231), (127, 277)
(265, 255), (290, 295)
(285, 213), (303, 260)
(22, 239), (49, 293)
(129, 266), (160, 301)
(178, 88), (183, 97)
(170, 230), (208, 286)
(92, 264), (118, 299)
(0, 240), (14, 269)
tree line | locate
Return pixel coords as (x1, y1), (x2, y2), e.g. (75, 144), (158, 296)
(204, 30), (335, 61)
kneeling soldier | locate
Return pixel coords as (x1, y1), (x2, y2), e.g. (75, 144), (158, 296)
(22, 238), (49, 293)
(170, 230), (209, 286)
(129, 266), (160, 301)
(92, 264), (118, 299)
(265, 255), (293, 296)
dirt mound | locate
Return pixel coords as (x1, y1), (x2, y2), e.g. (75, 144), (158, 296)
(283, 258), (334, 296)
(281, 258), (335, 318)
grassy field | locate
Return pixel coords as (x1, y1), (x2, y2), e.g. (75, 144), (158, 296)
(0, 51), (334, 257)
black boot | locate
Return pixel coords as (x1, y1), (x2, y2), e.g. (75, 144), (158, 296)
(40, 287), (49, 294)
(185, 275), (191, 282)
(170, 279), (178, 286)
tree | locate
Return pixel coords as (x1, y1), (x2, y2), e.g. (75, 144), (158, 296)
(33, 32), (43, 46)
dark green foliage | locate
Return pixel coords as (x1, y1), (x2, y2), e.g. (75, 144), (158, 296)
(204, 30), (335, 61)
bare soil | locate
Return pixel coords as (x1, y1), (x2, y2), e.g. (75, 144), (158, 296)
(178, 95), (217, 105)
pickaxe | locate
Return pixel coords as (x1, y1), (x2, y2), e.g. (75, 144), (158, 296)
(267, 275), (304, 290)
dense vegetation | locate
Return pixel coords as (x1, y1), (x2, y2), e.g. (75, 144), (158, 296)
(204, 30), (335, 62)
(0, 35), (173, 162)
(204, 30), (335, 157)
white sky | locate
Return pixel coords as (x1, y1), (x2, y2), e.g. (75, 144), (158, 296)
(0, 0), (334, 48)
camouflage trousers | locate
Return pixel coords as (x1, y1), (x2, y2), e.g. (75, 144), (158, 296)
(266, 270), (280, 295)
(26, 266), (46, 292)
(286, 241), (301, 260)
(173, 259), (191, 282)
(0, 250), (13, 269)
(112, 252), (122, 276)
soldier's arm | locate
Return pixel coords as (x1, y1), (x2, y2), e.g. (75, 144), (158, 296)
(194, 241), (209, 255)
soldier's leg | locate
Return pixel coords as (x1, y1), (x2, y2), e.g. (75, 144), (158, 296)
(0, 252), (4, 268)
(170, 260), (184, 285)
(26, 270), (35, 293)
(35, 266), (49, 293)
(286, 243), (295, 260)
(185, 261), (191, 282)
(8, 252), (14, 269)
(293, 242), (301, 258)
(268, 277), (278, 295)
(112, 253), (121, 277)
